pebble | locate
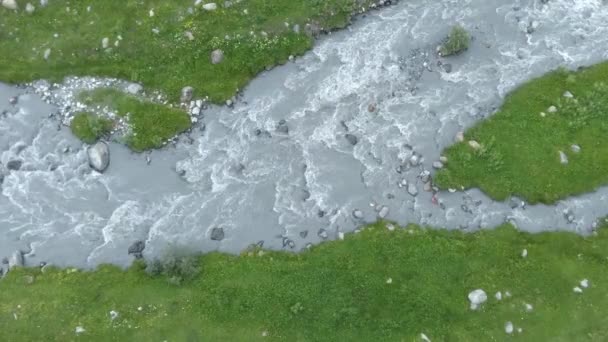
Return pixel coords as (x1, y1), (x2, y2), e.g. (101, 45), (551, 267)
(505, 322), (514, 334)
(420, 333), (431, 342)
(378, 206), (389, 219)
(580, 279), (589, 288)
(109, 310), (119, 320)
(524, 303), (533, 312)
(102, 37), (109, 49)
(25, 2), (35, 13)
(409, 154), (420, 166)
(211, 49), (224, 64)
(318, 228), (328, 239)
(1, 0), (17, 10)
(455, 131), (464, 142)
(75, 326), (86, 334)
(352, 209), (364, 219)
(386, 277), (392, 284)
(43, 48), (51, 60)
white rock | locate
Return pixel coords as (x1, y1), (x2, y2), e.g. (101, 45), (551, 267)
(386, 223), (395, 231)
(8, 250), (24, 269)
(87, 142), (110, 173)
(184, 31), (195, 41)
(338, 232), (345, 240)
(75, 326), (86, 334)
(455, 131), (465, 142)
(378, 206), (389, 219)
(524, 303), (533, 312)
(386, 277), (392, 284)
(43, 48), (52, 60)
(548, 105), (558, 113)
(571, 144), (581, 153)
(573, 286), (583, 293)
(109, 310), (119, 320)
(468, 140), (481, 150)
(409, 154), (420, 166)
(407, 183), (418, 197)
(495, 291), (502, 300)
(420, 333), (431, 342)
(432, 161), (444, 169)
(505, 291), (512, 298)
(580, 279), (589, 288)
(505, 322), (514, 334)
(540, 111), (546, 117)
(202, 3), (217, 10)
(522, 249), (528, 258)
(191, 107), (201, 115)
(149, 9), (154, 17)
(102, 37), (110, 49)
(2, 0), (18, 10)
(559, 151), (568, 165)
(126, 83), (143, 95)
(563, 91), (574, 98)
(468, 289), (487, 310)
(25, 3), (35, 13)
(40, 0), (48, 7)
(194, 0), (203, 6)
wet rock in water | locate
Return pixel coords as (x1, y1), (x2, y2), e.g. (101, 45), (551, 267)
(180, 86), (194, 103)
(468, 289), (487, 310)
(439, 156), (448, 163)
(563, 209), (575, 223)
(432, 161), (444, 169)
(87, 142), (110, 173)
(299, 230), (308, 238)
(468, 140), (481, 150)
(9, 96), (18, 105)
(8, 250), (24, 269)
(352, 209), (364, 219)
(377, 206), (389, 219)
(344, 133), (358, 146)
(128, 240), (145, 258)
(559, 151), (568, 164)
(442, 63), (453, 73)
(6, 160), (23, 171)
(419, 170), (431, 183)
(423, 181), (432, 192)
(318, 228), (328, 239)
(368, 103), (377, 112)
(571, 144), (581, 153)
(276, 120), (289, 134)
(407, 183), (418, 197)
(211, 49), (224, 64)
(409, 154), (420, 166)
(210, 227), (225, 241)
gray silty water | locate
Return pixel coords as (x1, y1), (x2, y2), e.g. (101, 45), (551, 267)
(1, 0), (608, 268)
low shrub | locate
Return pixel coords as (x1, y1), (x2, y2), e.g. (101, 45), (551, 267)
(440, 25), (470, 57)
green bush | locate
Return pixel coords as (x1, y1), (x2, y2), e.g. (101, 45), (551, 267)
(69, 112), (113, 144)
(146, 248), (201, 285)
(440, 25), (470, 57)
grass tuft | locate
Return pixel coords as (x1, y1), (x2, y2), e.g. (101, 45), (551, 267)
(69, 112), (114, 144)
(440, 25), (470, 57)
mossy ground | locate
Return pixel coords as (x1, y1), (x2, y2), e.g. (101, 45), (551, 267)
(1, 222), (607, 341)
(78, 88), (192, 151)
(436, 62), (608, 203)
(440, 25), (470, 56)
(0, 0), (377, 103)
(69, 112), (114, 144)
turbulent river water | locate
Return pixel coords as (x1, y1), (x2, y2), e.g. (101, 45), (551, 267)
(1, 0), (608, 268)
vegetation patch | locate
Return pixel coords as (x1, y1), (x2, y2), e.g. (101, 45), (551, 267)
(0, 0), (379, 103)
(69, 112), (114, 144)
(2, 222), (608, 341)
(435, 62), (608, 203)
(440, 25), (470, 57)
(78, 88), (191, 152)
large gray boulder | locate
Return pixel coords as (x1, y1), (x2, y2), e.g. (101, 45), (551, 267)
(87, 142), (110, 173)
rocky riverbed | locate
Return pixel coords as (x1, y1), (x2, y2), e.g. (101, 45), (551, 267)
(2, 0), (608, 271)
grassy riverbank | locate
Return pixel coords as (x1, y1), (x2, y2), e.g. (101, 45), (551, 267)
(1, 222), (607, 341)
(0, 0), (380, 103)
(436, 62), (608, 203)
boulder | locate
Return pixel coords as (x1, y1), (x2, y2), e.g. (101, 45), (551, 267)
(344, 134), (358, 146)
(6, 160), (23, 171)
(1, 0), (18, 10)
(87, 142), (110, 173)
(407, 183), (418, 197)
(571, 144), (581, 153)
(352, 209), (364, 219)
(210, 227), (224, 241)
(8, 250), (23, 269)
(211, 49), (224, 64)
(468, 289), (487, 310)
(127, 240), (145, 257)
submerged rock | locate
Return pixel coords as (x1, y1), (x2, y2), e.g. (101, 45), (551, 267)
(6, 160), (23, 171)
(128, 240), (145, 258)
(276, 120), (289, 134)
(352, 209), (364, 219)
(210, 227), (225, 241)
(87, 142), (110, 173)
(407, 183), (418, 197)
(344, 133), (358, 146)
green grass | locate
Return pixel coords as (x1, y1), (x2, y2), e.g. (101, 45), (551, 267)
(2, 222), (608, 341)
(440, 25), (470, 57)
(0, 0), (378, 103)
(69, 112), (114, 144)
(78, 88), (191, 152)
(435, 62), (608, 203)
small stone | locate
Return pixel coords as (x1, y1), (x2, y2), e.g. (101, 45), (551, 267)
(25, 3), (35, 13)
(378, 206), (389, 219)
(524, 303), (533, 312)
(495, 291), (502, 300)
(443, 63), (453, 73)
(6, 160), (23, 171)
(540, 112), (546, 117)
(75, 326), (86, 334)
(180, 86), (194, 103)
(40, 0), (48, 6)
(522, 249), (527, 258)
(468, 140), (481, 150)
(1, 0), (18, 10)
(184, 31), (195, 41)
(407, 183), (418, 197)
(368, 103), (377, 113)
(210, 227), (225, 241)
(127, 241), (145, 257)
(563, 91), (574, 98)
(580, 279), (589, 288)
(432, 161), (443, 169)
(126, 83), (143, 95)
(276, 120), (289, 134)
(8, 250), (24, 269)
(352, 209), (364, 219)
(102, 37), (110, 49)
(299, 230), (308, 238)
(559, 151), (568, 164)
(571, 144), (581, 153)
(409, 154), (420, 166)
(547, 105), (558, 113)
(202, 3), (217, 11)
(109, 310), (119, 320)
(423, 182), (432, 192)
(573, 286), (583, 293)
(211, 49), (224, 64)
(505, 322), (514, 334)
(318, 228), (328, 239)
(468, 289), (487, 310)
(344, 133), (358, 146)
(455, 131), (465, 142)
(386, 223), (395, 231)
(386, 277), (393, 284)
(439, 156), (448, 163)
(420, 333), (431, 342)
(338, 232), (345, 240)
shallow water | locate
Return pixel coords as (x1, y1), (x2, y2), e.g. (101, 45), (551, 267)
(2, 0), (608, 268)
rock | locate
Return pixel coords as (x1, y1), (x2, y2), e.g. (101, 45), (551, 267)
(432, 161), (443, 169)
(211, 49), (224, 64)
(293, 24), (300, 34)
(420, 333), (431, 342)
(276, 120), (289, 134)
(299, 230), (308, 238)
(8, 250), (23, 269)
(378, 206), (389, 219)
(1, 0), (18, 10)
(423, 181), (432, 192)
(419, 170), (431, 183)
(559, 151), (568, 164)
(344, 134), (358, 146)
(184, 31), (195, 41)
(407, 183), (418, 197)
(505, 322), (514, 334)
(126, 83), (143, 95)
(180, 86), (194, 103)
(455, 131), (464, 142)
(87, 142), (110, 173)
(6, 160), (23, 171)
(75, 326), (86, 334)
(40, 0), (48, 6)
(547, 105), (558, 113)
(43, 48), (51, 60)
(318, 228), (328, 239)
(368, 103), (377, 113)
(521, 248), (527, 258)
(109, 310), (119, 321)
(573, 286), (583, 293)
(102, 37), (110, 49)
(563, 91), (574, 98)
(203, 3), (217, 10)
(210, 227), (225, 241)
(495, 291), (502, 300)
(352, 209), (364, 219)
(443, 63), (453, 73)
(25, 3), (35, 13)
(439, 156), (448, 163)
(580, 279), (589, 288)
(468, 140), (481, 150)
(127, 240), (145, 257)
(571, 144), (581, 153)
(409, 154), (420, 166)
(524, 303), (533, 312)
(468, 289), (487, 310)
(9, 96), (18, 105)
